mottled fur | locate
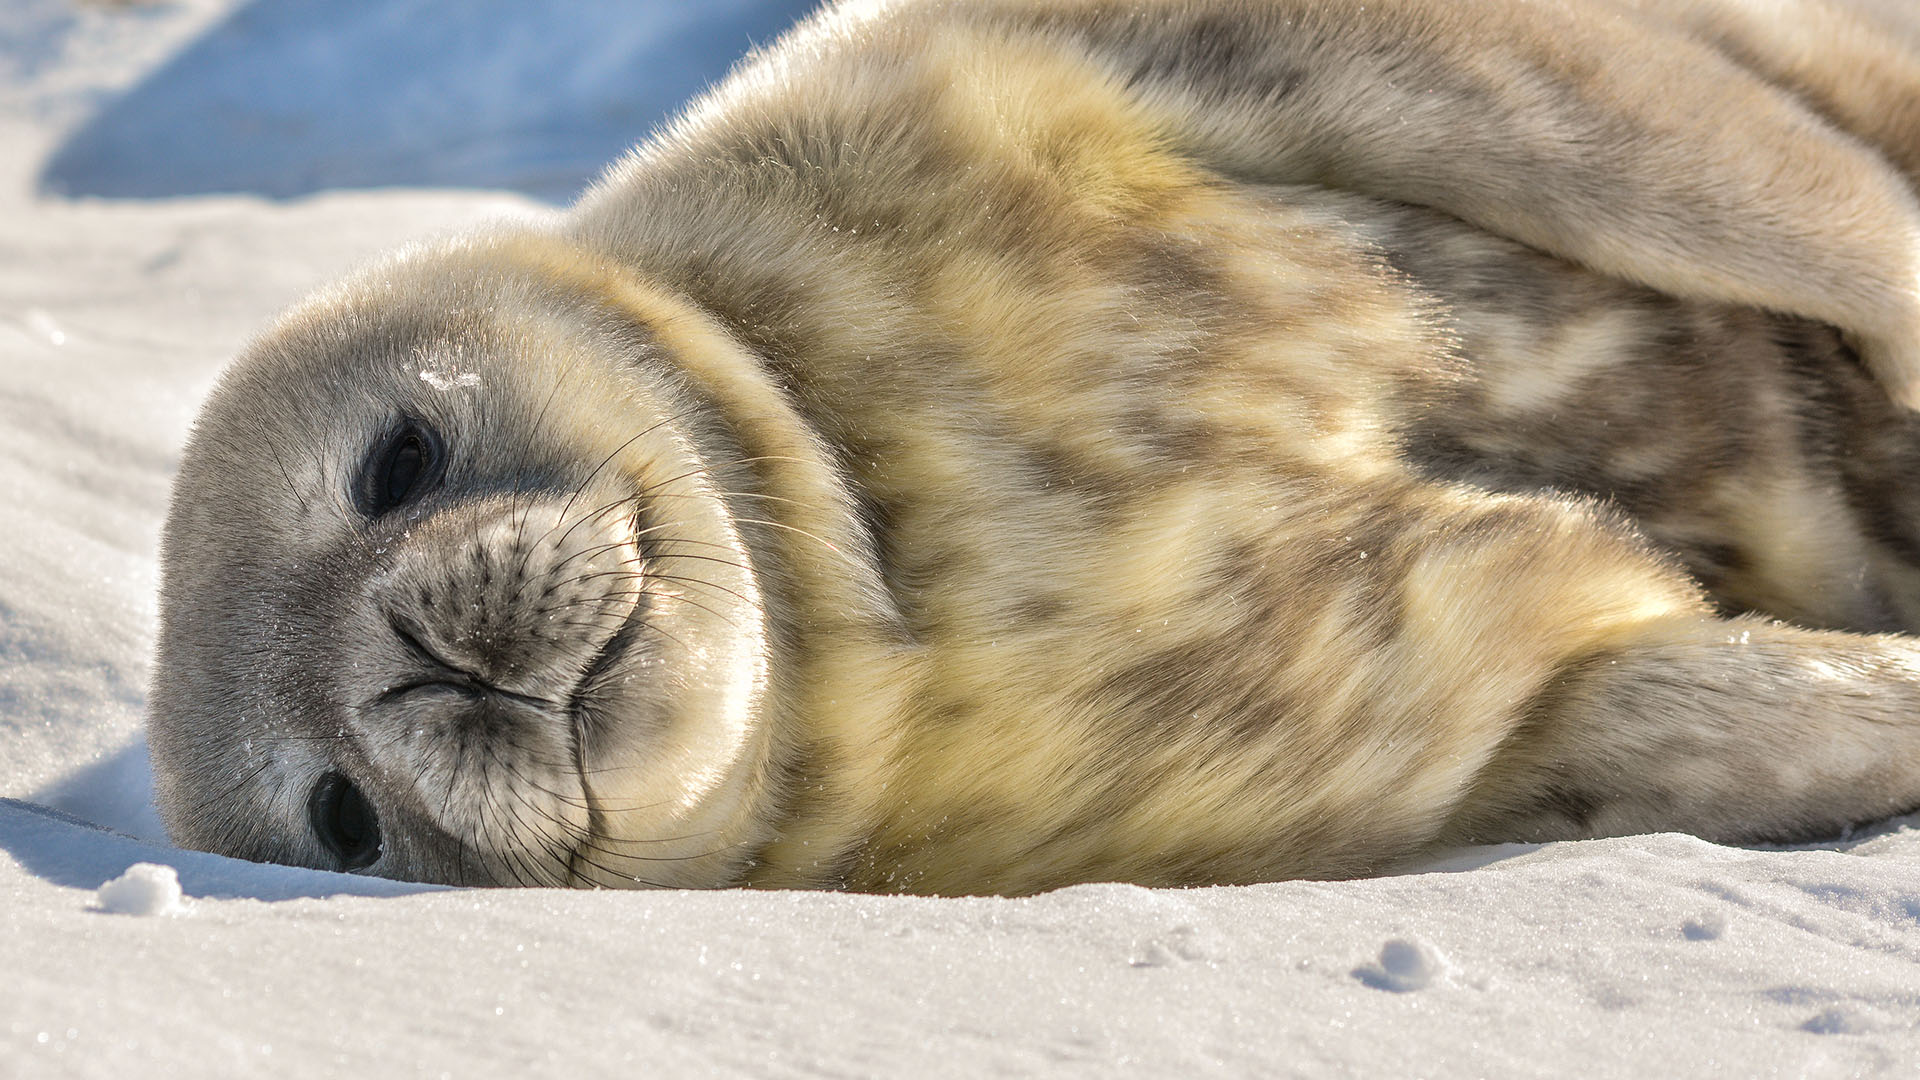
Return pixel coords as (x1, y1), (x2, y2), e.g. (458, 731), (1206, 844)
(150, 0), (1920, 895)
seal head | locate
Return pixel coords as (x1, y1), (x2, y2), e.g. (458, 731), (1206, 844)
(149, 233), (785, 887)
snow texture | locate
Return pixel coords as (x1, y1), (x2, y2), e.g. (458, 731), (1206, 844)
(4, 1), (1920, 1075)
(94, 861), (187, 916)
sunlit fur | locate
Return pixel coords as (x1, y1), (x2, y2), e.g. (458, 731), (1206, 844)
(152, 0), (1920, 895)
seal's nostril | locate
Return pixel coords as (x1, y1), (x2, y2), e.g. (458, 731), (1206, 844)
(387, 609), (454, 671)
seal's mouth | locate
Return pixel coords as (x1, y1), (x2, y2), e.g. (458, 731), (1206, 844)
(572, 599), (645, 713)
(562, 565), (646, 886)
(567, 510), (650, 733)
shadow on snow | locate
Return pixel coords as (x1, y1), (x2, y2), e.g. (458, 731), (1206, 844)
(39, 0), (823, 202)
(0, 795), (447, 901)
(8, 743), (442, 901)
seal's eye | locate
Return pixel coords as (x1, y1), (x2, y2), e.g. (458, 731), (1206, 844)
(356, 419), (444, 516)
(308, 771), (382, 870)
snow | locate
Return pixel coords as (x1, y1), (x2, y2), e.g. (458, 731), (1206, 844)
(5, 1), (1920, 1075)
(94, 861), (187, 916)
(1352, 937), (1450, 993)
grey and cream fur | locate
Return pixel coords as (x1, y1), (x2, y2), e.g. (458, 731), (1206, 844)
(150, 0), (1920, 895)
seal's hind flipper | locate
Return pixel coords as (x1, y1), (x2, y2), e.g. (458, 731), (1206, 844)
(1445, 617), (1920, 848)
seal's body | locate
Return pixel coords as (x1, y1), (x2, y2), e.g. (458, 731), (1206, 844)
(151, 0), (1920, 894)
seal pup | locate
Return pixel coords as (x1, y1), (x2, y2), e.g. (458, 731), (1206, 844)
(150, 0), (1920, 894)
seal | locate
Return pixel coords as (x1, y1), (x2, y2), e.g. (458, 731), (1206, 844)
(149, 0), (1920, 894)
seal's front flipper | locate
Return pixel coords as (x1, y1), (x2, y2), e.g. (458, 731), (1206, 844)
(1036, 0), (1920, 408)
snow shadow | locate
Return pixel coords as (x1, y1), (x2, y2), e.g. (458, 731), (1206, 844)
(13, 745), (445, 901)
(0, 798), (445, 901)
(30, 737), (165, 842)
(40, 0), (823, 202)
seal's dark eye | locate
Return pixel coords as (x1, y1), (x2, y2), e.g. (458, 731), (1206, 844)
(356, 419), (443, 516)
(308, 771), (381, 870)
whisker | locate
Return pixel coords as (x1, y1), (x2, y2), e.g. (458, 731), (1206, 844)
(547, 493), (646, 560)
(189, 758), (276, 815)
(253, 420), (311, 517)
(649, 487), (831, 515)
(623, 546), (755, 575)
(734, 516), (858, 566)
(639, 571), (758, 609)
(558, 409), (701, 523)
(646, 588), (743, 629)
(543, 530), (646, 580)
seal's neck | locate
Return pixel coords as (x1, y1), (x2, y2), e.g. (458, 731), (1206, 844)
(574, 252), (919, 888)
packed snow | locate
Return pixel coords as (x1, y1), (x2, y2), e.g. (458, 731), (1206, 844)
(5, 1), (1920, 1075)
(93, 861), (187, 917)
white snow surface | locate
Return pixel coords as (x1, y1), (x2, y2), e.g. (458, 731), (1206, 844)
(6, 2), (1920, 1075)
(93, 861), (187, 917)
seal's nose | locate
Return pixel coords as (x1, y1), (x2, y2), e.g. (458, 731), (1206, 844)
(370, 493), (644, 704)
